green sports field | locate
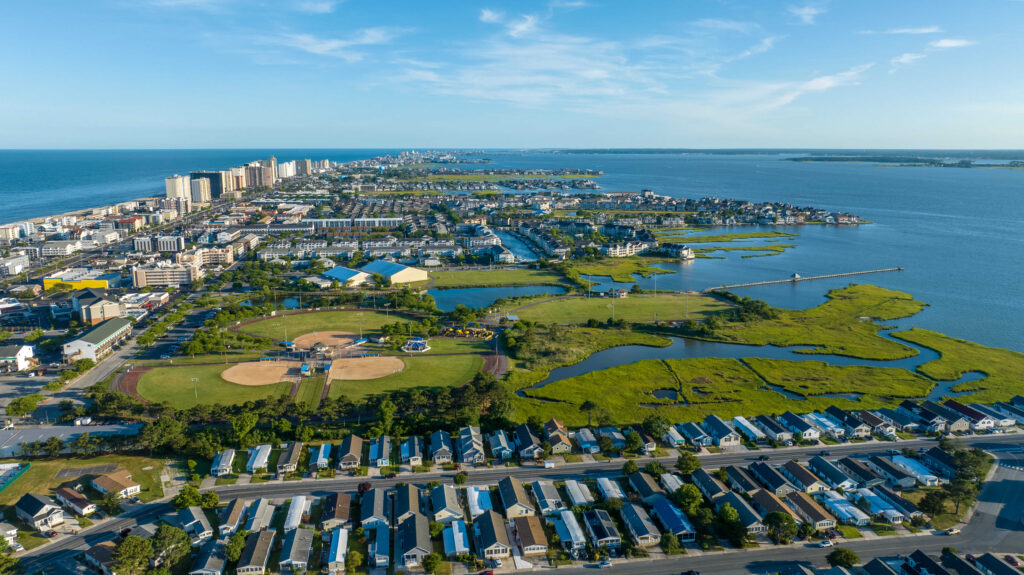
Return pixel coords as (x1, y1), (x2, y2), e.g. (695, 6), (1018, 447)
(238, 310), (409, 341)
(136, 364), (293, 409)
(328, 354), (484, 400)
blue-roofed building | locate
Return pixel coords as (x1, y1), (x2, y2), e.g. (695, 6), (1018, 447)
(308, 444), (331, 469)
(442, 519), (470, 557)
(466, 486), (493, 519)
(321, 266), (370, 286)
(649, 496), (696, 541)
(326, 528), (348, 573)
(360, 260), (429, 284)
(550, 509), (586, 552)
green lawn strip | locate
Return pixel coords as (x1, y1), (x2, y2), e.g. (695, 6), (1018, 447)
(890, 328), (1024, 403)
(136, 364), (292, 409)
(238, 310), (409, 341)
(140, 351), (264, 366)
(295, 376), (327, 408)
(566, 256), (678, 283)
(518, 356), (924, 426)
(836, 525), (862, 539)
(502, 326), (673, 391)
(742, 357), (935, 401)
(869, 522), (897, 536)
(327, 354), (484, 401)
(706, 284), (926, 360)
(428, 268), (568, 288)
(0, 455), (166, 510)
(512, 293), (730, 324)
(653, 231), (798, 243)
(381, 337), (494, 356)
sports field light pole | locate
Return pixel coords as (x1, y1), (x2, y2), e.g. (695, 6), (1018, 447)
(191, 377), (198, 400)
(607, 302), (615, 322)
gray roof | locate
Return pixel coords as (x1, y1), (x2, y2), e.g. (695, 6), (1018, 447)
(282, 528), (314, 565)
(238, 530), (275, 570)
(16, 493), (56, 518)
(475, 510), (510, 549)
(397, 513), (432, 556)
(498, 476), (533, 512)
(189, 541), (226, 574)
(74, 317), (131, 345)
(620, 502), (660, 539)
(394, 483), (420, 521)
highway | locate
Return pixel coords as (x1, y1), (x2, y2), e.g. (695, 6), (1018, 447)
(17, 433), (1024, 574)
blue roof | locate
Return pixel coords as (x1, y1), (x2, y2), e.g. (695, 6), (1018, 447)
(322, 267), (364, 282)
(442, 520), (469, 556)
(360, 260), (409, 277)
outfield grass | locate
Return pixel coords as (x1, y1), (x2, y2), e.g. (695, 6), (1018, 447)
(0, 455), (166, 510)
(567, 257), (677, 283)
(429, 268), (567, 288)
(295, 376), (327, 408)
(137, 364), (293, 409)
(707, 284), (926, 360)
(512, 293), (729, 324)
(381, 337), (494, 356)
(328, 354), (484, 400)
(239, 310), (409, 341)
(891, 328), (1024, 403)
(518, 356), (934, 425)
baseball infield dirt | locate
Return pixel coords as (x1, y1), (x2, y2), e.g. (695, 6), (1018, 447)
(293, 330), (355, 349)
(222, 361), (303, 386)
(328, 356), (405, 381)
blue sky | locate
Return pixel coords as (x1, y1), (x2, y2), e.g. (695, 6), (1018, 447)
(1, 0), (1021, 148)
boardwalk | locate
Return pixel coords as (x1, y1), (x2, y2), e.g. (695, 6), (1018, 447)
(703, 267), (904, 293)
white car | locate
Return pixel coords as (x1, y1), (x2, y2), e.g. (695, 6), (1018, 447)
(818, 539), (834, 548)
(946, 527), (961, 535)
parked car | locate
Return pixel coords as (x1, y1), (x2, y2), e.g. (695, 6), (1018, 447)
(1004, 555), (1021, 566)
(945, 527), (961, 535)
(758, 455), (770, 461)
(819, 450), (831, 456)
(598, 560), (613, 568)
(818, 539), (833, 548)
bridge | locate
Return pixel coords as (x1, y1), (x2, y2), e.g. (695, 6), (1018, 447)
(702, 267), (904, 293)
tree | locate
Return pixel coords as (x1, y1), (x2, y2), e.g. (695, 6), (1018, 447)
(624, 430), (643, 453)
(717, 503), (739, 524)
(660, 532), (681, 555)
(675, 452), (701, 476)
(226, 531), (249, 562)
(943, 479), (978, 514)
(671, 484), (703, 516)
(231, 412), (258, 440)
(580, 400), (598, 426)
(644, 461), (666, 477)
(139, 415), (187, 454)
(622, 460), (639, 476)
(642, 414), (671, 438)
(151, 524), (191, 567)
(24, 329), (45, 343)
(200, 491), (220, 509)
(171, 485), (202, 509)
(422, 552), (443, 574)
(429, 521), (445, 538)
(113, 535), (154, 575)
(597, 435), (614, 453)
(7, 393), (43, 417)
(763, 511), (798, 544)
(826, 548), (860, 568)
(44, 436), (63, 458)
(919, 490), (948, 517)
(357, 482), (372, 495)
(346, 550), (364, 572)
(454, 472), (467, 485)
(101, 491), (122, 515)
(0, 539), (19, 575)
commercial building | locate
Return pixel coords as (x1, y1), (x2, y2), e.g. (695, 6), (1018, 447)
(73, 288), (126, 325)
(61, 317), (132, 362)
(176, 247), (234, 268)
(132, 261), (203, 287)
(0, 345), (34, 372)
(43, 268), (121, 290)
(359, 260), (429, 284)
(165, 174), (191, 199)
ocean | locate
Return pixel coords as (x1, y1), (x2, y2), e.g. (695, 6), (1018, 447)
(1, 149), (1021, 352)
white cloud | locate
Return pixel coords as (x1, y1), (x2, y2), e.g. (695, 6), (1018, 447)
(263, 28), (400, 62)
(889, 52), (926, 73)
(146, 0), (228, 9)
(733, 36), (783, 60)
(479, 8), (503, 23)
(862, 26), (942, 35)
(766, 63), (874, 108)
(929, 38), (974, 49)
(295, 1), (337, 14)
(507, 15), (539, 38)
(548, 0), (588, 9)
(692, 18), (759, 33)
(788, 4), (824, 24)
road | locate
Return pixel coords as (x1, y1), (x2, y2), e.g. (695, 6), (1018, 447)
(18, 433), (1024, 574)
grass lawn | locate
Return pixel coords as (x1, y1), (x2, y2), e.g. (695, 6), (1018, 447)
(137, 364), (292, 409)
(239, 310), (409, 341)
(140, 350), (264, 366)
(903, 488), (967, 530)
(520, 356), (933, 425)
(429, 268), (567, 288)
(706, 284), (927, 360)
(0, 455), (166, 511)
(693, 244), (797, 258)
(836, 525), (863, 539)
(381, 337), (494, 356)
(891, 328), (1024, 403)
(869, 522), (897, 536)
(295, 376), (327, 408)
(512, 293), (730, 324)
(566, 257), (678, 283)
(328, 354), (484, 400)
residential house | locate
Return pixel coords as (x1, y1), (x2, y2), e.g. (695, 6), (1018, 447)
(596, 477), (625, 501)
(940, 551), (984, 575)
(836, 457), (886, 488)
(582, 508), (622, 549)
(245, 499), (274, 532)
(723, 465), (761, 495)
(716, 491), (766, 534)
(396, 513), (432, 568)
(442, 520), (470, 558)
(219, 499), (247, 536)
(247, 445), (271, 473)
(920, 447), (958, 480)
(431, 484), (464, 524)
(321, 492), (351, 531)
(393, 484), (420, 524)
(283, 496), (308, 532)
(649, 496), (696, 541)
(660, 473), (685, 494)
(458, 426), (486, 464)
(15, 493), (63, 531)
(360, 487), (391, 528)
(466, 486), (494, 519)
(400, 436), (424, 466)
(188, 541), (225, 575)
(544, 418), (572, 454)
(368, 436), (391, 468)
(733, 416), (768, 443)
(91, 469), (141, 499)
(237, 530), (275, 575)
(629, 425), (658, 454)
(512, 515), (549, 556)
(872, 485), (923, 519)
(565, 479), (595, 507)
(211, 449), (235, 477)
(552, 509), (587, 551)
(920, 401), (970, 433)
(804, 412), (846, 440)
(943, 400), (995, 431)
(576, 428), (600, 453)
(514, 424), (543, 460)
(337, 435), (363, 470)
(824, 406), (871, 438)
(857, 410), (896, 436)
(781, 460), (828, 493)
(595, 426), (626, 450)
(621, 502), (661, 547)
(703, 414), (742, 447)
(820, 491), (871, 526)
(867, 456), (917, 489)
(678, 422), (712, 447)
(429, 430), (453, 464)
(499, 476), (535, 517)
(368, 524), (390, 568)
(84, 541), (118, 575)
(974, 553), (1019, 575)
(785, 491), (836, 531)
(777, 412), (820, 442)
(691, 467), (729, 500)
(663, 425), (686, 447)
(905, 550), (953, 575)
(807, 457), (858, 492)
(531, 480), (567, 516)
(862, 558), (901, 575)
(308, 444), (330, 470)
(753, 415), (794, 443)
(180, 506), (214, 543)
(749, 462), (797, 498)
(279, 528), (314, 573)
(325, 528), (348, 574)
(474, 510), (511, 560)
(628, 472), (665, 504)
(876, 408), (923, 433)
(487, 429), (514, 460)
(56, 487), (96, 516)
(750, 489), (798, 523)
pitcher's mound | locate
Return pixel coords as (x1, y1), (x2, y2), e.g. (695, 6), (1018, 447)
(223, 361), (302, 386)
(329, 357), (405, 381)
(293, 331), (355, 349)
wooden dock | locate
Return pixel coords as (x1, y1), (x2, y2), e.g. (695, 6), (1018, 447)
(702, 267), (904, 293)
